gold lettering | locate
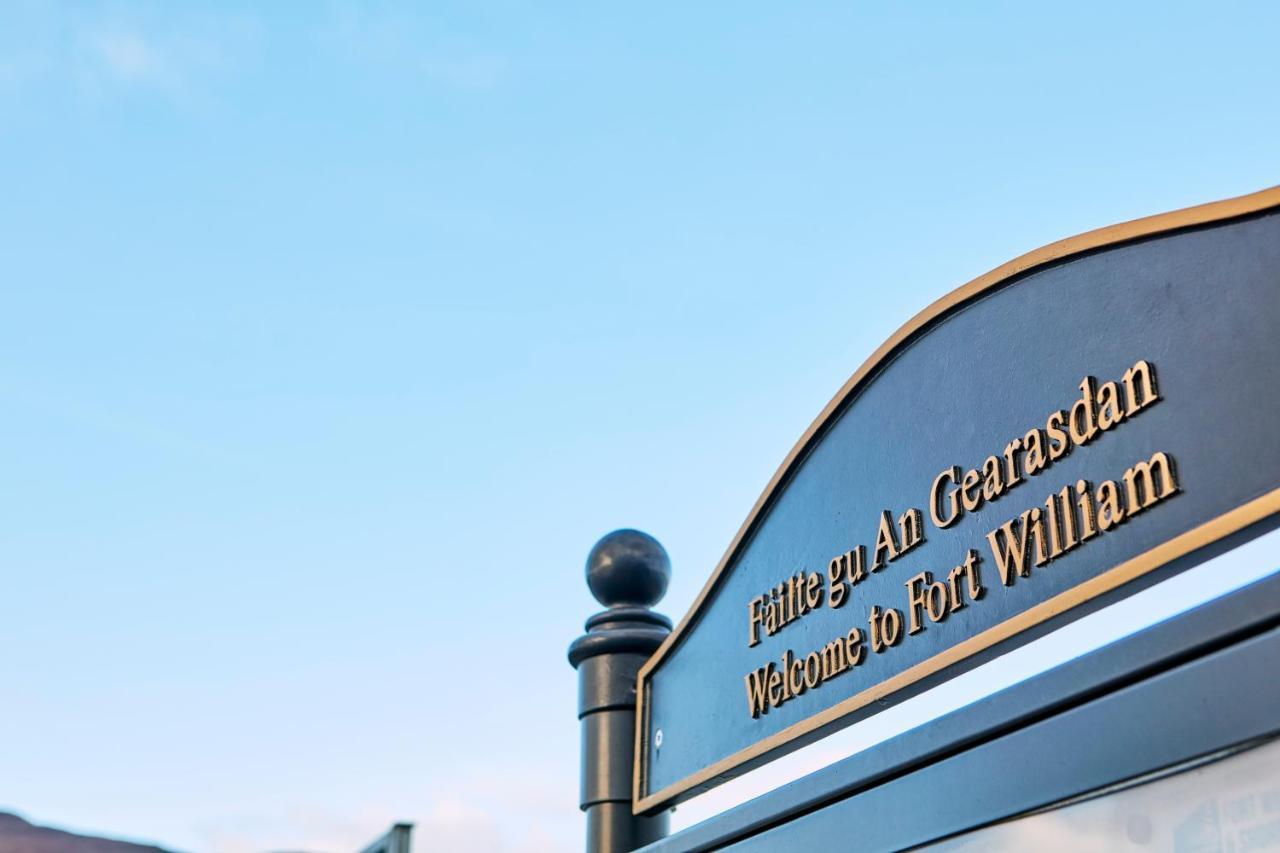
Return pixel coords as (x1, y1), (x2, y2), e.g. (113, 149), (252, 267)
(786, 575), (801, 621)
(986, 510), (1035, 585)
(1068, 377), (1098, 445)
(764, 596), (778, 635)
(1096, 380), (1124, 430)
(971, 450), (1178, 606)
(748, 596), (764, 647)
(1123, 359), (1159, 415)
(1023, 428), (1047, 475)
(849, 546), (866, 584)
(880, 608), (902, 646)
(1029, 506), (1050, 566)
(820, 638), (849, 679)
(827, 556), (848, 609)
(803, 652), (821, 690)
(926, 580), (948, 622)
(960, 549), (984, 602)
(845, 627), (864, 667)
(1076, 479), (1098, 541)
(744, 625), (870, 718)
(898, 507), (925, 552)
(1096, 479), (1124, 530)
(931, 467), (961, 528)
(1059, 484), (1079, 551)
(1002, 437), (1023, 487)
(767, 669), (783, 708)
(805, 571), (823, 610)
(981, 455), (1004, 502)
(872, 510), (900, 569)
(905, 572), (931, 634)
(961, 468), (983, 511)
(1046, 410), (1070, 460)
(745, 664), (773, 717)
(868, 605), (886, 652)
(1045, 489), (1063, 558)
(1122, 451), (1179, 512)
(787, 653), (804, 697)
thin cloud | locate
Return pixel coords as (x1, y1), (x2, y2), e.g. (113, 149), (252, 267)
(316, 4), (510, 92)
(89, 29), (158, 82)
(0, 1), (261, 106)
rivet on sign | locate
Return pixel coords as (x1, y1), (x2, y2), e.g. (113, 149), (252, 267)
(654, 729), (664, 750)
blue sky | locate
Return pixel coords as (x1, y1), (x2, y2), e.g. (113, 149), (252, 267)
(2, 2), (1279, 851)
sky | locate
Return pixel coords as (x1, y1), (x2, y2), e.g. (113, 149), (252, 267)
(2, 2), (1279, 851)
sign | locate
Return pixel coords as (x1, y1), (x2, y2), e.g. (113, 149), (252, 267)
(634, 186), (1280, 813)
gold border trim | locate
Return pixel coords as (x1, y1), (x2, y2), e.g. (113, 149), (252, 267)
(634, 184), (1280, 814)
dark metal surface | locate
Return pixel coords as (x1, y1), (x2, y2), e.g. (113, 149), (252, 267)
(357, 823), (413, 853)
(571, 530), (673, 852)
(642, 207), (1280, 806)
(640, 557), (1280, 852)
(721, 609), (1280, 851)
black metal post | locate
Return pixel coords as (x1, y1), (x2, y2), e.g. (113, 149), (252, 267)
(568, 529), (672, 853)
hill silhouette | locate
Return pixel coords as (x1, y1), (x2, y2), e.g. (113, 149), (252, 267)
(0, 813), (173, 853)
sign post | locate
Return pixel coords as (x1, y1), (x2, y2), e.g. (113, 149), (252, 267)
(568, 530), (673, 853)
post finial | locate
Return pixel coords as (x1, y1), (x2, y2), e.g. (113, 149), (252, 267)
(586, 528), (671, 609)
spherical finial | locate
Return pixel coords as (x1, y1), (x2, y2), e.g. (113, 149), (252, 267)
(585, 529), (671, 608)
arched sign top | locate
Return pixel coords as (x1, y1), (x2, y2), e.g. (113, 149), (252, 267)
(635, 184), (1280, 814)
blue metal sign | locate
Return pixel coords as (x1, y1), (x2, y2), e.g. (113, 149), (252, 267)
(635, 187), (1280, 812)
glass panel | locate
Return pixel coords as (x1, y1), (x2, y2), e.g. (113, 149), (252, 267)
(923, 737), (1280, 852)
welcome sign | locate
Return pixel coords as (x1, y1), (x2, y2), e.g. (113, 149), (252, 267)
(743, 360), (1172, 721)
(634, 187), (1280, 813)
